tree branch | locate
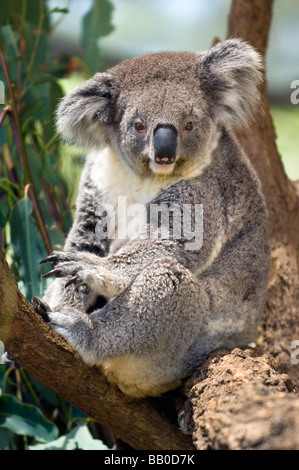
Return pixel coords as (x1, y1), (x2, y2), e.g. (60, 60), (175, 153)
(179, 349), (299, 450)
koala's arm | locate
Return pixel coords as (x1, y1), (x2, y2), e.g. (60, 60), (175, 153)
(64, 155), (109, 256)
(44, 177), (219, 299)
(40, 155), (109, 311)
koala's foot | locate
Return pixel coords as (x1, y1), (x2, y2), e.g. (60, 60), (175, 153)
(47, 307), (91, 355)
(41, 250), (129, 298)
(32, 296), (51, 322)
(64, 267), (128, 298)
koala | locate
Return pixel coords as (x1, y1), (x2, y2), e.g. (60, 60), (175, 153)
(34, 39), (270, 398)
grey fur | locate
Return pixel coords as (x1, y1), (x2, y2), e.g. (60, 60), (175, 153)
(39, 39), (270, 397)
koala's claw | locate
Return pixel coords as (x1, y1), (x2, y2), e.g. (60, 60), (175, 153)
(32, 296), (51, 322)
(40, 254), (56, 265)
(64, 276), (81, 288)
(42, 267), (65, 279)
(40, 250), (79, 266)
(40, 251), (86, 281)
(40, 250), (63, 266)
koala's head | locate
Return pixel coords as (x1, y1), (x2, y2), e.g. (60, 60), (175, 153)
(57, 39), (263, 177)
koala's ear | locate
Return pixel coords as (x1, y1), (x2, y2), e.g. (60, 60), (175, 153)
(56, 73), (115, 148)
(197, 39), (264, 127)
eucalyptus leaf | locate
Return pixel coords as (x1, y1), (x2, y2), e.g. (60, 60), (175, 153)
(0, 427), (18, 451)
(22, 24), (49, 81)
(10, 197), (48, 300)
(0, 394), (58, 442)
(81, 0), (114, 75)
(29, 423), (110, 450)
(0, 203), (8, 228)
(0, 1), (10, 27)
(0, 24), (20, 61)
(0, 0), (50, 31)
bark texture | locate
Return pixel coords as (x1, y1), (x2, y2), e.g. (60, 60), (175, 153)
(180, 349), (299, 450)
(1, 0), (298, 451)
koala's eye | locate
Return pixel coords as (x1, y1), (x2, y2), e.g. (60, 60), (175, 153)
(134, 121), (146, 133)
(184, 122), (194, 131)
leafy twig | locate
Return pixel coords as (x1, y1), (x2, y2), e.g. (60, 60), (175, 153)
(0, 44), (52, 254)
(2, 143), (20, 189)
(22, 0), (45, 92)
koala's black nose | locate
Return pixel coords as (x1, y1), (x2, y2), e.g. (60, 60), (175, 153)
(154, 124), (177, 165)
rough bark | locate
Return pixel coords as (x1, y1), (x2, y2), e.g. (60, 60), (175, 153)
(180, 349), (299, 450)
(0, 0), (298, 451)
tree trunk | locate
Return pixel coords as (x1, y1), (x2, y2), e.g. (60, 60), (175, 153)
(228, 0), (299, 383)
(179, 0), (299, 449)
(1, 0), (298, 451)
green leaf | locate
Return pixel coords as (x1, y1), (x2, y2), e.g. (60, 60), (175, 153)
(0, 393), (58, 442)
(81, 0), (114, 75)
(0, 24), (20, 60)
(22, 79), (63, 138)
(0, 427), (18, 450)
(29, 423), (110, 450)
(10, 196), (48, 301)
(0, 1), (10, 27)
(26, 143), (42, 195)
(0, 0), (51, 31)
(22, 23), (49, 81)
(0, 202), (8, 228)
(42, 152), (60, 186)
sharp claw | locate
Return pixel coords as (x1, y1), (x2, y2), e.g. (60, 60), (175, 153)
(42, 268), (64, 279)
(40, 253), (57, 265)
(65, 276), (78, 288)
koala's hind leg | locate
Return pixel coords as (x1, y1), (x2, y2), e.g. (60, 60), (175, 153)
(47, 258), (209, 396)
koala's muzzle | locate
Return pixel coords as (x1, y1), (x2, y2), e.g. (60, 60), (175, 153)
(154, 124), (177, 165)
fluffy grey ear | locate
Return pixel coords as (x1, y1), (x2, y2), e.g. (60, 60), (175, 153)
(56, 73), (115, 148)
(197, 38), (264, 127)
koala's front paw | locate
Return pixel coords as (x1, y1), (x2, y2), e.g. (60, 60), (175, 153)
(48, 307), (89, 347)
(41, 250), (128, 298)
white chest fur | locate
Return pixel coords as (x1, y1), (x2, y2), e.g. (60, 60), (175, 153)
(89, 147), (180, 252)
